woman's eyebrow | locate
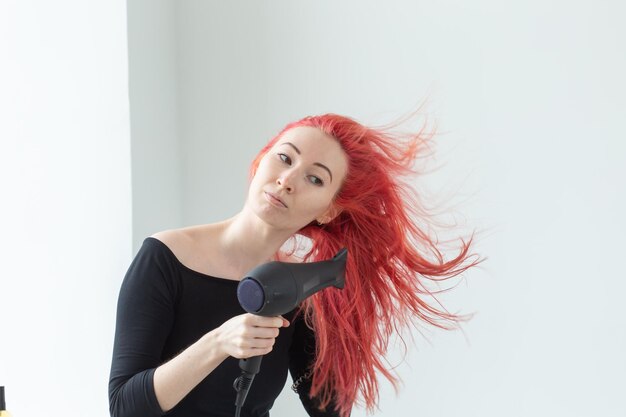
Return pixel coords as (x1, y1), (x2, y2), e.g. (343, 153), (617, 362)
(280, 142), (333, 183)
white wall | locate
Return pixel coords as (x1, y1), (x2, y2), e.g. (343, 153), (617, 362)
(128, 0), (183, 253)
(132, 1), (626, 416)
(177, 1), (273, 226)
(0, 1), (131, 416)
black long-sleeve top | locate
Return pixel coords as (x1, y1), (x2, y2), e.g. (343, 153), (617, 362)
(109, 237), (344, 417)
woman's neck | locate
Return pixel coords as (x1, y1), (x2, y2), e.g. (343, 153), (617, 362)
(215, 210), (295, 276)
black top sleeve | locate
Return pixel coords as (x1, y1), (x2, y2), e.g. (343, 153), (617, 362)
(288, 316), (350, 417)
(109, 240), (179, 417)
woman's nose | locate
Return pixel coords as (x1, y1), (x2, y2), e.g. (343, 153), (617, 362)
(276, 172), (294, 193)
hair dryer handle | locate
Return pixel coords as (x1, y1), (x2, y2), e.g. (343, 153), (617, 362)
(239, 355), (262, 374)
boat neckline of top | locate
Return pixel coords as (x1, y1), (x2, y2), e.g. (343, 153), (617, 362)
(146, 236), (241, 284)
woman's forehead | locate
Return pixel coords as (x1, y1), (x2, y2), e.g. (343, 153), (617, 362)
(275, 126), (337, 151)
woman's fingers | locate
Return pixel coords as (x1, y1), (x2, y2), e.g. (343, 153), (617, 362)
(217, 313), (290, 359)
(247, 316), (290, 339)
(245, 314), (289, 328)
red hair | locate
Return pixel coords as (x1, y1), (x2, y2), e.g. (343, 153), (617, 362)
(249, 113), (482, 417)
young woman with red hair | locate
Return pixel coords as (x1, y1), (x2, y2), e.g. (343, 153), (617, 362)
(109, 113), (481, 417)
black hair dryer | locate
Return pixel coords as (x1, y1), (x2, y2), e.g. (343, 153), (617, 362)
(232, 248), (348, 416)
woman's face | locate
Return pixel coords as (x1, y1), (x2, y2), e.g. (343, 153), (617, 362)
(247, 126), (348, 232)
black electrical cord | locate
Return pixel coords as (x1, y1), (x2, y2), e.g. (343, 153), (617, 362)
(233, 370), (256, 417)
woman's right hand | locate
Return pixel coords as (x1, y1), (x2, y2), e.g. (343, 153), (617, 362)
(214, 313), (290, 359)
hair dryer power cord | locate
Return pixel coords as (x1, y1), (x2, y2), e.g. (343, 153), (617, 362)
(233, 371), (255, 417)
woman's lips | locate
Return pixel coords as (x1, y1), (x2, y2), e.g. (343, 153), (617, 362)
(264, 192), (287, 208)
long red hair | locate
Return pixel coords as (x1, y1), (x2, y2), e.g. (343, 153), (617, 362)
(249, 113), (482, 417)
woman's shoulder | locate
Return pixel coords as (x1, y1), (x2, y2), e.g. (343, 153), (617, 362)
(150, 227), (194, 251)
(149, 225), (218, 275)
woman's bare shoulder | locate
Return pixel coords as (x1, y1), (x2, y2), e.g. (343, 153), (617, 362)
(150, 226), (206, 260)
(150, 225), (219, 273)
(151, 228), (190, 247)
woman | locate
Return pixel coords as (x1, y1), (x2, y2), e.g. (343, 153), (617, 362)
(109, 113), (480, 417)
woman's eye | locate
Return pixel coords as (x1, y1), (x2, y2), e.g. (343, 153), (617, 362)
(277, 153), (323, 186)
(278, 153), (292, 165)
(308, 176), (324, 186)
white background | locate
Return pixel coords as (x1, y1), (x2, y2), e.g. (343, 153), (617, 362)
(2, 1), (625, 416)
(0, 0), (131, 416)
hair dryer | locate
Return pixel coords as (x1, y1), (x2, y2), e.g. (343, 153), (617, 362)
(232, 248), (348, 417)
